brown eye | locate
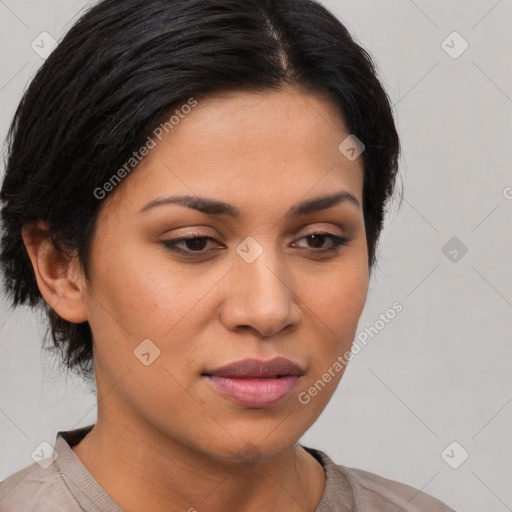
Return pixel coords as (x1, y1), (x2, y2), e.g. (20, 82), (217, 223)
(161, 235), (220, 255)
(160, 231), (348, 258)
(294, 232), (348, 253)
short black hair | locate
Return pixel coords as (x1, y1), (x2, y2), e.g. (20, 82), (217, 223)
(0, 0), (401, 381)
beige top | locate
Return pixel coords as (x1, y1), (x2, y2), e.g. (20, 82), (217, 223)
(0, 424), (456, 511)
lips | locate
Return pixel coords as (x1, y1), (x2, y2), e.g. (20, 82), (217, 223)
(203, 357), (304, 408)
(204, 357), (304, 379)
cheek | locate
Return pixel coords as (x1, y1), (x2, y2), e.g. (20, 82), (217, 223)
(297, 251), (368, 398)
(301, 259), (368, 337)
(84, 246), (208, 411)
(295, 267), (367, 416)
(90, 243), (207, 338)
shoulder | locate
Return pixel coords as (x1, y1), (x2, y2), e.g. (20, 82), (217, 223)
(0, 460), (81, 512)
(340, 465), (457, 512)
(303, 446), (458, 512)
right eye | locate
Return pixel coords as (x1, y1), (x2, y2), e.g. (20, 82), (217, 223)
(160, 234), (223, 256)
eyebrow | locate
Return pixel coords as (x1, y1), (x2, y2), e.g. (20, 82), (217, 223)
(139, 191), (360, 217)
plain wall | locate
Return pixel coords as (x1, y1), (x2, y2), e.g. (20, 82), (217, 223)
(1, 1), (511, 511)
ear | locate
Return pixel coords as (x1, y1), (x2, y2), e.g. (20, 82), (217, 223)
(22, 221), (88, 323)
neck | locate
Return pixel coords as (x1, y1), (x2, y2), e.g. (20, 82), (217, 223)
(71, 414), (326, 512)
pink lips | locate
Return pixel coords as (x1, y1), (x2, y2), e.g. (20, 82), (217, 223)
(204, 357), (303, 408)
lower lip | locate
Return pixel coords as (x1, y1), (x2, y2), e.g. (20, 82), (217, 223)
(206, 375), (299, 408)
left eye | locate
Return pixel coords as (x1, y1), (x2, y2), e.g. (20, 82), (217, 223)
(160, 232), (348, 256)
(294, 232), (348, 252)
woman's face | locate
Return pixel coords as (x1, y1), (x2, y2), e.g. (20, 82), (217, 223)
(82, 85), (368, 463)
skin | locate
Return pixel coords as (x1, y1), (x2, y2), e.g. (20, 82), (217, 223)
(23, 84), (369, 512)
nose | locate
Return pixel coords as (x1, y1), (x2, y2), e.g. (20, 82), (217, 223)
(219, 241), (301, 338)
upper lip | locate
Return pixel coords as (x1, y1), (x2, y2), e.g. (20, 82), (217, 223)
(204, 357), (304, 378)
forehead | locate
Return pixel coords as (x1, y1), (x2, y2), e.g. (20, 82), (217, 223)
(103, 86), (364, 217)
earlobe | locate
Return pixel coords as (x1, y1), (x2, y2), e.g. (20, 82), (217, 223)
(21, 221), (89, 323)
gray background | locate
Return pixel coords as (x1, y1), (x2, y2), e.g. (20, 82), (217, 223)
(1, 1), (511, 511)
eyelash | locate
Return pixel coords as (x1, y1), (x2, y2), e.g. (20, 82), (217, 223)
(160, 230), (349, 257)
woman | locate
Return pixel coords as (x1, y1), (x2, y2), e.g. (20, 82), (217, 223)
(0, 0), (457, 510)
